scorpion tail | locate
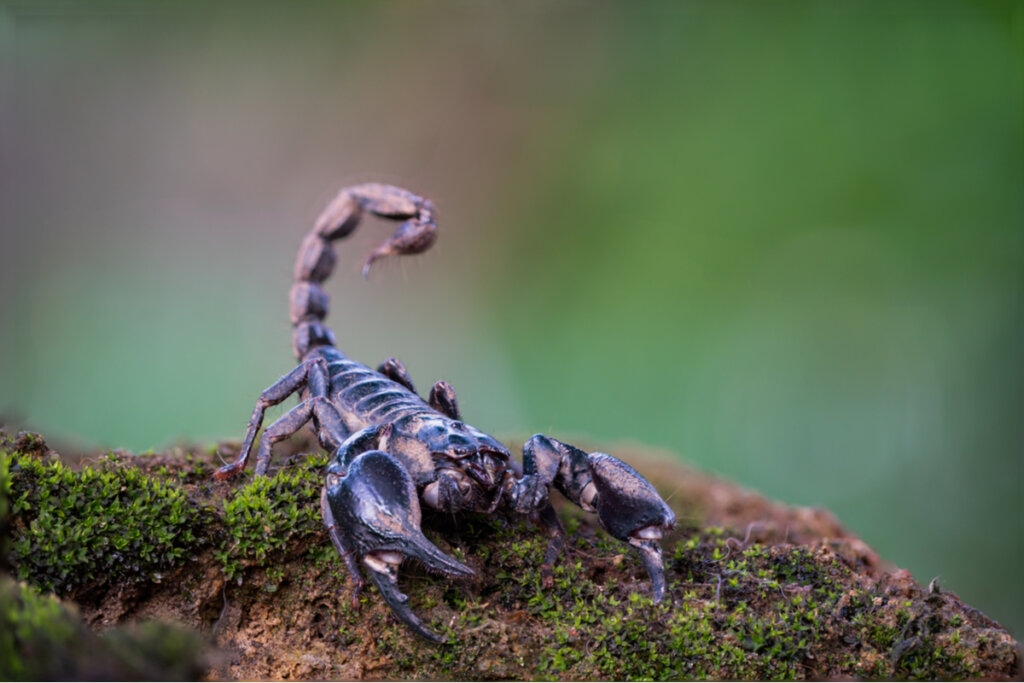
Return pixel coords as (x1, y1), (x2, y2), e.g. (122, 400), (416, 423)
(290, 183), (438, 359)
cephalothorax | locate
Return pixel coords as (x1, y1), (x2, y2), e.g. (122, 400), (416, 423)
(214, 184), (675, 642)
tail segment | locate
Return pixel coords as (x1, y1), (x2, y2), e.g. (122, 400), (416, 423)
(290, 184), (438, 359)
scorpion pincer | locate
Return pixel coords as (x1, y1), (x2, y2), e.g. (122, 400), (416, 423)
(213, 184), (676, 642)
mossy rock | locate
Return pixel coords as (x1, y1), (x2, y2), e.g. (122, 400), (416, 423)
(0, 576), (205, 680)
(1, 430), (1020, 680)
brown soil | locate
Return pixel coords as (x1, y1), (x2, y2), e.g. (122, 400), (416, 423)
(4, 430), (1021, 680)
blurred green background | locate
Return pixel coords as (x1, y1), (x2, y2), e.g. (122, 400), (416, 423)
(1, 1), (1021, 637)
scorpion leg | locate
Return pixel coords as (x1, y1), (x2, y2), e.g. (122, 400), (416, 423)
(324, 426), (475, 642)
(377, 357), (417, 394)
(214, 357), (339, 480)
(510, 435), (675, 602)
(375, 359), (463, 424)
(252, 394), (348, 477)
(428, 381), (461, 421)
(215, 357), (349, 479)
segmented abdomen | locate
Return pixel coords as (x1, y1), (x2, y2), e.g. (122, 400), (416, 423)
(314, 347), (429, 432)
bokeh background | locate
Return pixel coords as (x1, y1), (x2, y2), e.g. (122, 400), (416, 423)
(1, 1), (1021, 637)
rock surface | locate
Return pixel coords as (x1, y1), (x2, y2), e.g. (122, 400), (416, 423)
(2, 430), (1020, 680)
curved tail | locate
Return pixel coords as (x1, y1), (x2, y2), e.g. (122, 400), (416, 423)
(289, 183), (438, 359)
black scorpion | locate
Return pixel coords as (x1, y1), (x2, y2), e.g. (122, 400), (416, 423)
(214, 184), (675, 642)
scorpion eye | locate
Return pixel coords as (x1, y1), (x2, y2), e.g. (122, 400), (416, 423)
(420, 424), (446, 438)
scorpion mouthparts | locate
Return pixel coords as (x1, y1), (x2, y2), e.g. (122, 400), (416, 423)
(465, 462), (490, 485)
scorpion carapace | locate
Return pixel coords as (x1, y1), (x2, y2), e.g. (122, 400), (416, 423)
(213, 184), (676, 642)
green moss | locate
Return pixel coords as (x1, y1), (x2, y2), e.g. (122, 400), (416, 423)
(867, 619), (899, 651)
(1, 445), (12, 564)
(0, 577), (205, 681)
(2, 434), (1016, 680)
(894, 634), (980, 681)
(215, 452), (327, 580)
(0, 577), (77, 679)
(370, 515), (1008, 681)
(4, 448), (210, 596)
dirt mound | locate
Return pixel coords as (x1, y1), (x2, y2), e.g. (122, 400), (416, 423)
(3, 430), (1019, 680)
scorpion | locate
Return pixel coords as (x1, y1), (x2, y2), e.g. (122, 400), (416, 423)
(213, 184), (676, 642)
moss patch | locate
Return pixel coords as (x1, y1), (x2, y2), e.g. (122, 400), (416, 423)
(5, 448), (210, 597)
(0, 577), (205, 680)
(215, 453), (328, 581)
(2, 431), (1020, 680)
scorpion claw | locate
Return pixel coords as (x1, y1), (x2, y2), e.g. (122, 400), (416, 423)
(587, 454), (675, 543)
(365, 552), (446, 643)
(522, 435), (675, 602)
(325, 450), (472, 642)
(632, 536), (668, 602)
(587, 453), (675, 602)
